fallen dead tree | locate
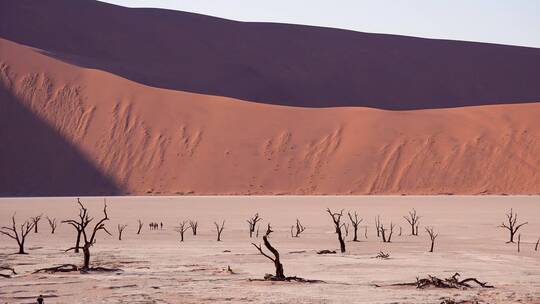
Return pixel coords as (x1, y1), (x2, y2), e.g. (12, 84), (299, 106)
(390, 273), (494, 289)
(0, 266), (16, 278)
(33, 264), (121, 274)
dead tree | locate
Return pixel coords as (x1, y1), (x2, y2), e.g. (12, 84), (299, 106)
(46, 217), (58, 234)
(117, 224), (127, 241)
(64, 199), (111, 270)
(252, 224), (285, 280)
(403, 209), (421, 236)
(189, 220), (198, 236)
(215, 220), (225, 241)
(364, 226), (368, 239)
(247, 213), (262, 238)
(498, 208), (527, 243)
(0, 215), (35, 254)
(348, 211), (362, 242)
(136, 219), (143, 234)
(341, 222), (350, 237)
(535, 238), (539, 251)
(176, 221), (189, 242)
(375, 215), (381, 237)
(326, 208), (346, 253)
(379, 222), (395, 243)
(256, 223), (260, 238)
(425, 226), (438, 252)
(290, 219), (306, 238)
(31, 214), (42, 233)
(62, 198), (87, 253)
(517, 234), (521, 253)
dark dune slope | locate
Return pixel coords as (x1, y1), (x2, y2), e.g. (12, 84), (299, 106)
(1, 0), (539, 110)
(0, 83), (119, 196)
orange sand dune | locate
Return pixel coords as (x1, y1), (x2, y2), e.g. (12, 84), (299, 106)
(1, 38), (540, 196)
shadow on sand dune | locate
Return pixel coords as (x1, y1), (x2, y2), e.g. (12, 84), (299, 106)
(1, 0), (540, 110)
(0, 85), (120, 196)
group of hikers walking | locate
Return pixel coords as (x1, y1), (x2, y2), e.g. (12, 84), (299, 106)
(149, 222), (163, 230)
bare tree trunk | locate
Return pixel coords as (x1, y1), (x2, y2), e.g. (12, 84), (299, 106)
(364, 226), (368, 239)
(375, 215), (381, 237)
(118, 224), (127, 240)
(74, 230), (81, 253)
(83, 245), (91, 270)
(18, 242), (25, 254)
(137, 219), (143, 234)
(518, 234), (521, 253)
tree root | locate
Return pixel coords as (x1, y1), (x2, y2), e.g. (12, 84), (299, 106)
(390, 273), (494, 289)
(33, 264), (79, 273)
(0, 266), (17, 278)
(249, 274), (324, 283)
(33, 264), (122, 274)
(80, 266), (122, 273)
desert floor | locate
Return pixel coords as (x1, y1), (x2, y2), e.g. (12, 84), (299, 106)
(0, 196), (539, 303)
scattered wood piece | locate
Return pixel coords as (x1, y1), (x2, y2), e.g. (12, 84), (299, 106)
(372, 251), (390, 259)
(289, 250), (306, 254)
(317, 250), (336, 255)
(291, 219), (306, 237)
(225, 265), (235, 274)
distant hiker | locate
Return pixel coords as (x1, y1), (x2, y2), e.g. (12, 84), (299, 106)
(160, 222), (163, 230)
(37, 295), (44, 304)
